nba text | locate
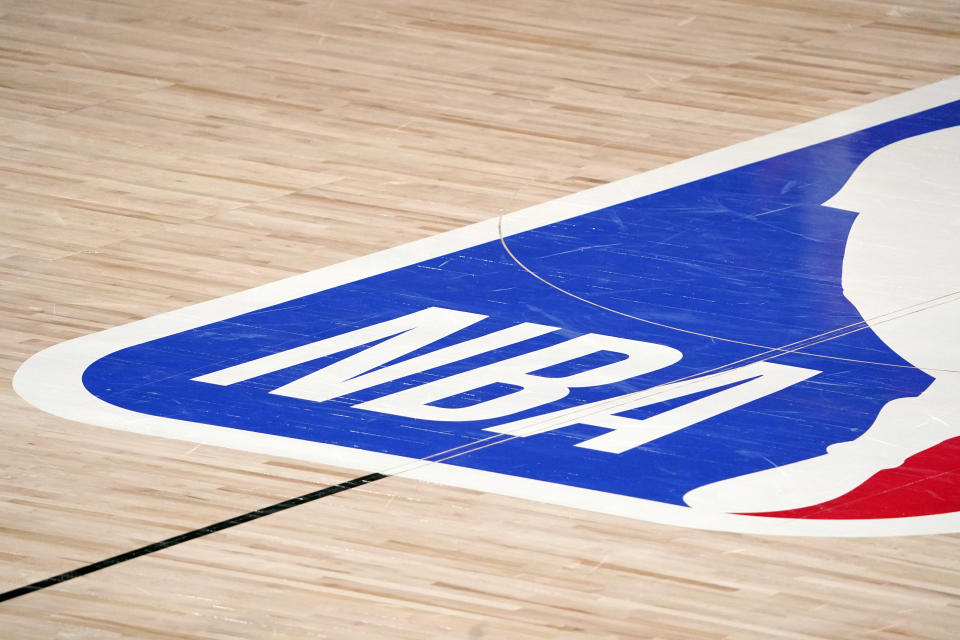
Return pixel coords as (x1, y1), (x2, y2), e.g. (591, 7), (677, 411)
(194, 307), (820, 454)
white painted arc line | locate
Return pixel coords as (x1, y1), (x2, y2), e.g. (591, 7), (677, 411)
(496, 216), (960, 373)
(373, 216), (960, 477)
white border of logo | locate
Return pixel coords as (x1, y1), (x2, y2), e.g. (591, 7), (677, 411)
(15, 76), (960, 537)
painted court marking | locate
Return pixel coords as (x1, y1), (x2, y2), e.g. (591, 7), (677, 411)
(0, 474), (387, 603)
(14, 76), (960, 538)
(3, 297), (954, 603)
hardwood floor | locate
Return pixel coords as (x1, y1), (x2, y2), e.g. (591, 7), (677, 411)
(2, 1), (959, 637)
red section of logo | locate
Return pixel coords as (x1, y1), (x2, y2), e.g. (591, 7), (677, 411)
(749, 437), (960, 520)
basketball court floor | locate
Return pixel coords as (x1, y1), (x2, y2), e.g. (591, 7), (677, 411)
(3, 1), (960, 638)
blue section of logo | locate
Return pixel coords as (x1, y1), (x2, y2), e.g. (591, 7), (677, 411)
(83, 101), (959, 506)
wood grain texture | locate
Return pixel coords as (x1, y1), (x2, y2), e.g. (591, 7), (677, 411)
(2, 0), (960, 637)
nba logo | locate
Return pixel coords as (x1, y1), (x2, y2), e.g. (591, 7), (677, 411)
(15, 77), (960, 537)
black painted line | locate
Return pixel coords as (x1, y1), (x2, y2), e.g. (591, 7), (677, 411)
(0, 472), (387, 604)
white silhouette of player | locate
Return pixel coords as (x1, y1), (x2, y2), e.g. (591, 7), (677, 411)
(685, 125), (960, 514)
